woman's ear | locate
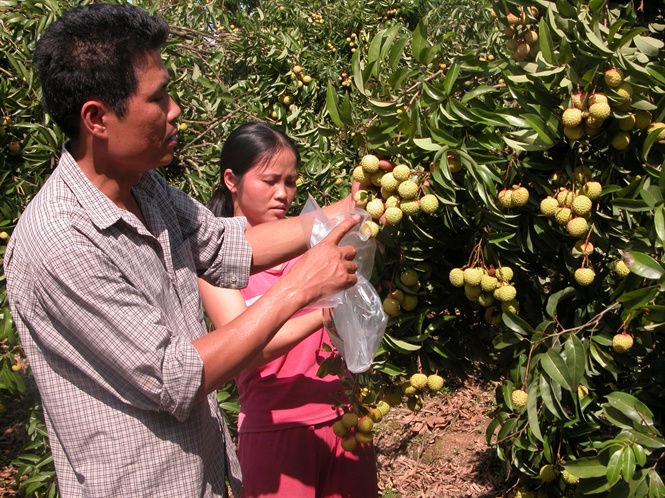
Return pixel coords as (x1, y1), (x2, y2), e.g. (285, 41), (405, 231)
(223, 169), (238, 193)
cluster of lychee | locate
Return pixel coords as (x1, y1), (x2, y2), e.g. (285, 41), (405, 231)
(332, 401), (390, 452)
(399, 372), (445, 413)
(498, 185), (530, 209)
(381, 267), (426, 317)
(499, 5), (541, 62)
(289, 64), (313, 88)
(560, 67), (664, 149)
(449, 264), (519, 324)
(353, 154), (440, 234)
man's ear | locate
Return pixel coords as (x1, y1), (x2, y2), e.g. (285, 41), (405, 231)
(223, 169), (238, 192)
(80, 100), (109, 138)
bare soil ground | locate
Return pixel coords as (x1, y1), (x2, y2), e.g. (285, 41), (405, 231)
(0, 376), (511, 497)
(375, 376), (512, 498)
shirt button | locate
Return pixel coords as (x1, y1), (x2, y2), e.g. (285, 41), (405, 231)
(231, 275), (237, 284)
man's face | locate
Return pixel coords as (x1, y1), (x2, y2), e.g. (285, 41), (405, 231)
(103, 51), (181, 174)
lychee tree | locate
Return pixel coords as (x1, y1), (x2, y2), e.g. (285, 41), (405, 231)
(327, 0), (665, 495)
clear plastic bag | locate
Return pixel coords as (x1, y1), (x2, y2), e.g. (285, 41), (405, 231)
(300, 195), (388, 373)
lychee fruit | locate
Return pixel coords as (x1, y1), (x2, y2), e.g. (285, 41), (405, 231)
(420, 194), (439, 214)
(511, 388), (528, 407)
(612, 332), (634, 353)
(409, 373), (428, 390)
(574, 267), (595, 286)
(360, 154), (380, 173)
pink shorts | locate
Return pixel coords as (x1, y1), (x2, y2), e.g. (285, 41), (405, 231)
(238, 421), (378, 498)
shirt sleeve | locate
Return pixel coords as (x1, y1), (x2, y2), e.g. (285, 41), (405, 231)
(159, 178), (252, 290)
(32, 234), (204, 422)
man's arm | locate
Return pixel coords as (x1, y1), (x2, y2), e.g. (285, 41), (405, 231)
(192, 214), (359, 402)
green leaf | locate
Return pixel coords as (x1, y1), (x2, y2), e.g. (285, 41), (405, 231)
(604, 392), (655, 430)
(442, 62), (460, 97)
(538, 19), (556, 64)
(564, 334), (585, 390)
(411, 16), (429, 64)
(526, 382), (543, 442)
(565, 457), (607, 478)
(626, 252), (664, 279)
(540, 349), (574, 391)
(325, 82), (344, 128)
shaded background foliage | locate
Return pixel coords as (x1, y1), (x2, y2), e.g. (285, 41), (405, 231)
(1, 0), (664, 496)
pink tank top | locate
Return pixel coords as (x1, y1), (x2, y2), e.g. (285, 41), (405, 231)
(236, 258), (345, 433)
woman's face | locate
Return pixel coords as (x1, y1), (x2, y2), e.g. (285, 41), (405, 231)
(225, 147), (298, 227)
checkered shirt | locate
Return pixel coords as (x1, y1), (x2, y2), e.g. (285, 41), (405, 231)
(4, 146), (250, 497)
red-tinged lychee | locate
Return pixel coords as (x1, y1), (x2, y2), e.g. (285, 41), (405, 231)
(574, 240), (594, 256)
(561, 108), (583, 128)
(604, 67), (623, 88)
(360, 154), (380, 173)
(588, 93), (608, 105)
(574, 267), (595, 286)
(612, 332), (634, 353)
(540, 197), (558, 217)
(511, 388), (528, 407)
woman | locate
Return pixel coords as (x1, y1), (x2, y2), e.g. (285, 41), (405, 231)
(199, 121), (378, 498)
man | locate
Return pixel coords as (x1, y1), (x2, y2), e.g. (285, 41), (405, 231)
(4, 4), (359, 497)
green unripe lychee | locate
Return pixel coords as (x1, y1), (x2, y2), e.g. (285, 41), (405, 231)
(341, 412), (359, 428)
(556, 189), (574, 207)
(614, 260), (630, 278)
(582, 181), (602, 200)
(498, 189), (514, 208)
(610, 131), (630, 150)
(574, 267), (595, 286)
(511, 388), (528, 407)
(380, 172), (399, 191)
(399, 199), (420, 216)
(341, 435), (358, 452)
(555, 207), (572, 225)
(400, 269), (419, 287)
(603, 67), (623, 88)
(397, 180), (419, 200)
(561, 469), (579, 485)
(409, 373), (428, 390)
(494, 284), (517, 302)
(563, 125), (584, 140)
(365, 199), (385, 219)
(566, 217), (588, 238)
(539, 464), (557, 482)
(495, 266), (513, 282)
(392, 164), (410, 181)
(352, 166), (370, 185)
(360, 154), (380, 173)
(571, 195), (592, 216)
(382, 297), (401, 317)
(449, 268), (465, 287)
(463, 268), (483, 286)
(561, 108), (583, 127)
(588, 102), (611, 121)
(426, 374), (444, 392)
(384, 206), (403, 225)
(401, 294), (418, 311)
(612, 332), (634, 353)
(501, 299), (519, 314)
(420, 194), (439, 214)
(480, 275), (499, 292)
(332, 419), (349, 437)
(511, 186), (529, 207)
(540, 197), (558, 217)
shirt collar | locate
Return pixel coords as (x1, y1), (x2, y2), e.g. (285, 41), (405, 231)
(58, 142), (156, 231)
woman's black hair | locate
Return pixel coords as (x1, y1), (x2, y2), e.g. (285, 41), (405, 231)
(208, 121), (300, 217)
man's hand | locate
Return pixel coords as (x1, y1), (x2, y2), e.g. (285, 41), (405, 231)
(285, 214), (360, 306)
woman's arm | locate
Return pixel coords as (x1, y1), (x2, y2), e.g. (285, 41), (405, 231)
(198, 278), (323, 371)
